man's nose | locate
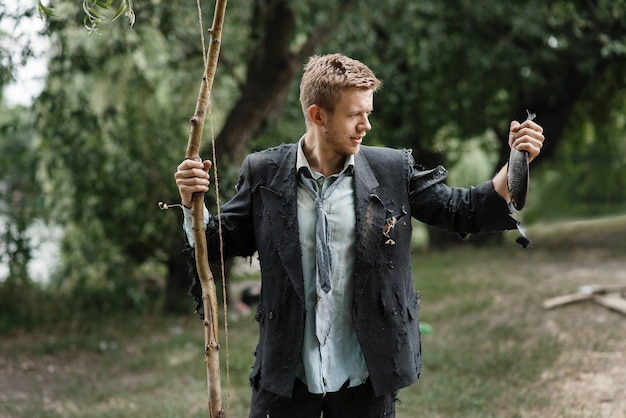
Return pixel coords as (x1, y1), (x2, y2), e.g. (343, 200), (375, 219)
(359, 116), (371, 132)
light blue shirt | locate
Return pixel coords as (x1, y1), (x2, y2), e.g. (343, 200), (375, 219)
(182, 206), (209, 248)
(182, 138), (369, 394)
(295, 138), (368, 394)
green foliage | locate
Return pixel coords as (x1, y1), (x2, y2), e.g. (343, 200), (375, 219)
(37, 1), (57, 19)
(82, 0), (135, 32)
(2, 0), (625, 327)
(0, 104), (43, 282)
(327, 0), (626, 218)
(3, 0), (259, 320)
(439, 130), (500, 187)
(525, 68), (626, 221)
(0, 102), (54, 332)
(0, 2), (44, 93)
(321, 0), (625, 177)
(38, 0), (135, 32)
(34, 0), (210, 313)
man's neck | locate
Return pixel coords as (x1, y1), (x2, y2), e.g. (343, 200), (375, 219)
(302, 133), (346, 177)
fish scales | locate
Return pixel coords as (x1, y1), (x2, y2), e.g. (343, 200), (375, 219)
(507, 110), (535, 210)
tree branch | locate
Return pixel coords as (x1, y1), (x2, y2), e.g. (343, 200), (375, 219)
(185, 0), (228, 416)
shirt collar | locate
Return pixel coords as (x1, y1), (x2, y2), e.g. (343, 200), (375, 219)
(296, 135), (355, 176)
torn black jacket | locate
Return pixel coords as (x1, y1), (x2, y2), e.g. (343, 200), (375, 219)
(192, 143), (518, 398)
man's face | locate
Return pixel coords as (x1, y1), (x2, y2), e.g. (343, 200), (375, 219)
(321, 88), (373, 156)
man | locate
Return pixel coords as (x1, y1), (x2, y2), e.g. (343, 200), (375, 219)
(175, 53), (544, 418)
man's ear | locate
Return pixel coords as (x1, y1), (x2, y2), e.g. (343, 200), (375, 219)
(307, 104), (326, 128)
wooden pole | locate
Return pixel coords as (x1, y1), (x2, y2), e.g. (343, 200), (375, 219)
(184, 1), (228, 417)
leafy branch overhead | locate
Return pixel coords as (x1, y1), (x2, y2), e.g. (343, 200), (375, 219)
(38, 0), (135, 32)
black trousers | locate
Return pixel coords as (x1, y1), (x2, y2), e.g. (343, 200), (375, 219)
(249, 378), (396, 418)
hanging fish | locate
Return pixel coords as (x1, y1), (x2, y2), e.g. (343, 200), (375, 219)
(507, 109), (536, 210)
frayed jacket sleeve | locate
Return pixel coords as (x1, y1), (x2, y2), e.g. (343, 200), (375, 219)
(407, 154), (518, 236)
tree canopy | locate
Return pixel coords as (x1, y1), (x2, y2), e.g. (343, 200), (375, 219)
(1, 0), (625, 318)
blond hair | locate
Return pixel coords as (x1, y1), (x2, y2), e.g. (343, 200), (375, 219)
(299, 53), (382, 124)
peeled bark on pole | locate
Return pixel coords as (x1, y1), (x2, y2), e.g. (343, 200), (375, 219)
(184, 1), (228, 417)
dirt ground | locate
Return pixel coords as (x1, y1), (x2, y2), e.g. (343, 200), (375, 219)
(1, 247), (625, 418)
(519, 251), (626, 418)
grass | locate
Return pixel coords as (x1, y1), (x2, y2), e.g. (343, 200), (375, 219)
(1, 215), (625, 417)
(395, 247), (562, 418)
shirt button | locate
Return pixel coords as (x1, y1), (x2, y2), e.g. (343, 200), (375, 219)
(268, 311), (274, 320)
(388, 260), (394, 269)
(392, 307), (398, 315)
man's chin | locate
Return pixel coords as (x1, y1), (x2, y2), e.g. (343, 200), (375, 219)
(347, 144), (361, 155)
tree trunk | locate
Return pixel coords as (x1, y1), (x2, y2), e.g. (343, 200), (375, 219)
(206, 0), (355, 166)
(213, 1), (298, 165)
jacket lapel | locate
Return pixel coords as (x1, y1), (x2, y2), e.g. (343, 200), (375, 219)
(353, 149), (383, 295)
(354, 150), (380, 196)
(261, 145), (306, 304)
(261, 147), (382, 305)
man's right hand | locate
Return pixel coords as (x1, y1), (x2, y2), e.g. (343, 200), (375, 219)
(174, 159), (212, 208)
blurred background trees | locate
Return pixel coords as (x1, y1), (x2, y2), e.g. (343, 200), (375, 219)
(1, 0), (624, 327)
